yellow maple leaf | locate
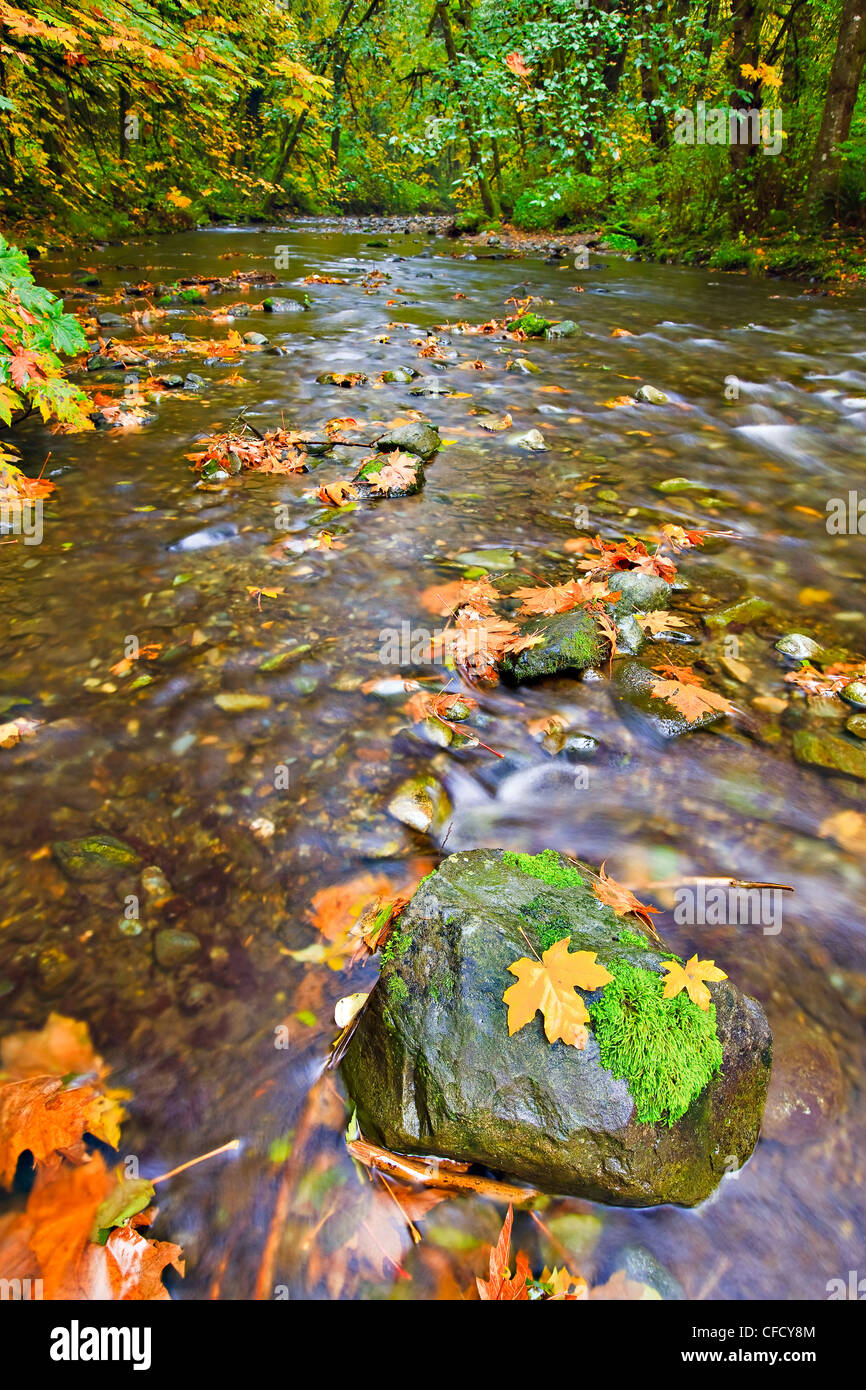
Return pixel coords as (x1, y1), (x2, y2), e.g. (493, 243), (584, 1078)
(504, 939), (612, 1048)
(660, 955), (727, 1011)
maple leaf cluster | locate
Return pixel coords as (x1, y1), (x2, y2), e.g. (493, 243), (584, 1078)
(476, 1205), (660, 1301)
(0, 1014), (184, 1300)
(649, 662), (734, 724)
(186, 425), (309, 477)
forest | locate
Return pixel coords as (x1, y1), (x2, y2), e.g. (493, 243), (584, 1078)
(0, 0), (865, 274)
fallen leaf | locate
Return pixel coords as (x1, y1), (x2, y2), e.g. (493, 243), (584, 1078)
(592, 863), (660, 933)
(660, 955), (727, 1011)
(476, 1205), (530, 1300)
(503, 938), (612, 1048)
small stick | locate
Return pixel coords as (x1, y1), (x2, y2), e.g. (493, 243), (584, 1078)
(150, 1138), (240, 1186)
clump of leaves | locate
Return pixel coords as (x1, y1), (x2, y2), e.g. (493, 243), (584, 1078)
(649, 662), (734, 723)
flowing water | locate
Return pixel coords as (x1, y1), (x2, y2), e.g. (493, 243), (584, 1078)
(1, 220), (864, 1299)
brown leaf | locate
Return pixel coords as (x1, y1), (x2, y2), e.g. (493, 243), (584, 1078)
(0, 1076), (125, 1187)
(476, 1205), (530, 1300)
(592, 863), (660, 933)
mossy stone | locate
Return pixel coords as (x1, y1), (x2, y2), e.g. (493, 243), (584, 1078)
(341, 848), (771, 1206)
(792, 729), (866, 780)
(52, 834), (142, 881)
(499, 607), (605, 683)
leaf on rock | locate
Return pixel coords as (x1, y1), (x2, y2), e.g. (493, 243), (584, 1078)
(504, 938), (612, 1048)
(512, 576), (620, 616)
(649, 664), (734, 723)
(634, 610), (689, 636)
(592, 864), (660, 933)
(660, 954), (728, 1011)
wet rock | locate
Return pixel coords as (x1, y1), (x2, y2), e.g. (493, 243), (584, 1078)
(387, 773), (451, 835)
(375, 421), (440, 460)
(141, 865), (173, 907)
(512, 428), (547, 451)
(380, 367), (418, 383)
(243, 331), (269, 346)
(454, 547), (514, 570)
(546, 320), (582, 339)
(53, 834), (142, 881)
(36, 947), (78, 994)
(183, 373), (206, 390)
(342, 849), (771, 1206)
(169, 522), (239, 551)
(635, 385), (670, 405)
(352, 454), (425, 498)
(262, 297), (305, 313)
(499, 608), (605, 683)
(704, 596), (771, 629)
(506, 313), (551, 336)
(96, 311), (125, 327)
(776, 633), (822, 661)
(213, 692), (272, 712)
(507, 357), (541, 374)
(610, 570), (671, 618)
(792, 729), (866, 780)
(600, 1244), (685, 1300)
(544, 729), (600, 759)
(846, 713), (866, 739)
(316, 372), (367, 387)
(154, 928), (202, 969)
(614, 659), (726, 739)
(763, 1018), (844, 1145)
(841, 680), (866, 709)
(410, 380), (457, 398)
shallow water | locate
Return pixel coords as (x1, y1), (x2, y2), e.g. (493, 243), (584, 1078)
(1, 220), (864, 1299)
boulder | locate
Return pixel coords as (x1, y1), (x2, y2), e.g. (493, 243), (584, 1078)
(499, 608), (605, 683)
(375, 421), (440, 460)
(342, 849), (771, 1206)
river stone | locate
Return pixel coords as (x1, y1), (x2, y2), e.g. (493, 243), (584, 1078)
(776, 633), (822, 661)
(635, 385), (669, 405)
(375, 421), (440, 460)
(546, 320), (582, 339)
(846, 713), (866, 739)
(763, 1018), (844, 1145)
(341, 849), (771, 1206)
(243, 331), (269, 346)
(840, 680), (866, 709)
(262, 297), (305, 313)
(704, 596), (771, 629)
(499, 607), (605, 683)
(386, 774), (451, 835)
(613, 659), (726, 738)
(154, 928), (202, 969)
(792, 729), (866, 780)
(352, 454), (424, 498)
(52, 834), (142, 881)
(380, 367), (418, 383)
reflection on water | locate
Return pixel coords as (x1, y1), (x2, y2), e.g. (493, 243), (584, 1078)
(1, 223), (864, 1299)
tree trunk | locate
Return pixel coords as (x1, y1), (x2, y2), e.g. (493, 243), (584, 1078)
(803, 0), (866, 216)
(434, 0), (496, 216)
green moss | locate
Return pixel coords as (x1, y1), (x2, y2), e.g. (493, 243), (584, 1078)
(589, 959), (722, 1126)
(617, 927), (649, 949)
(503, 849), (585, 890)
(519, 893), (572, 951)
(560, 624), (602, 665)
(506, 312), (552, 336)
(381, 924), (412, 963)
(387, 975), (409, 1003)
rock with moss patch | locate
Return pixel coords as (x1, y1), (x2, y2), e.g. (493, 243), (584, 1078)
(506, 313), (552, 337)
(635, 385), (669, 405)
(546, 320), (582, 339)
(52, 834), (142, 881)
(341, 848), (771, 1206)
(352, 454), (424, 498)
(792, 729), (866, 780)
(499, 608), (606, 683)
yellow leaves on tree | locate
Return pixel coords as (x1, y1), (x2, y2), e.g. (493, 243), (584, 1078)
(503, 938), (612, 1050)
(660, 955), (728, 1011)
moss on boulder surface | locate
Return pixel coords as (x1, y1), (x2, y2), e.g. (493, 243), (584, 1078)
(341, 848), (771, 1207)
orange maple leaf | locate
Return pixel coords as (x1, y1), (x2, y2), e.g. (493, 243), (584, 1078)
(592, 863), (660, 934)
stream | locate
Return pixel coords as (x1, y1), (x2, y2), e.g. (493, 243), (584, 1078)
(1, 219), (864, 1299)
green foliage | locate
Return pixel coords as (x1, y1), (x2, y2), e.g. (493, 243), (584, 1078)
(589, 959), (722, 1126)
(512, 175), (604, 231)
(0, 235), (90, 461)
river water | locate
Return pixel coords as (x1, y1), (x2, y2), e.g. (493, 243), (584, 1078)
(1, 220), (864, 1299)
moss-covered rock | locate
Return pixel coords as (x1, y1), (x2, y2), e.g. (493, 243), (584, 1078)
(792, 729), (866, 780)
(499, 608), (605, 683)
(506, 312), (552, 337)
(375, 421), (440, 460)
(52, 834), (142, 881)
(341, 848), (771, 1206)
(352, 454), (424, 498)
